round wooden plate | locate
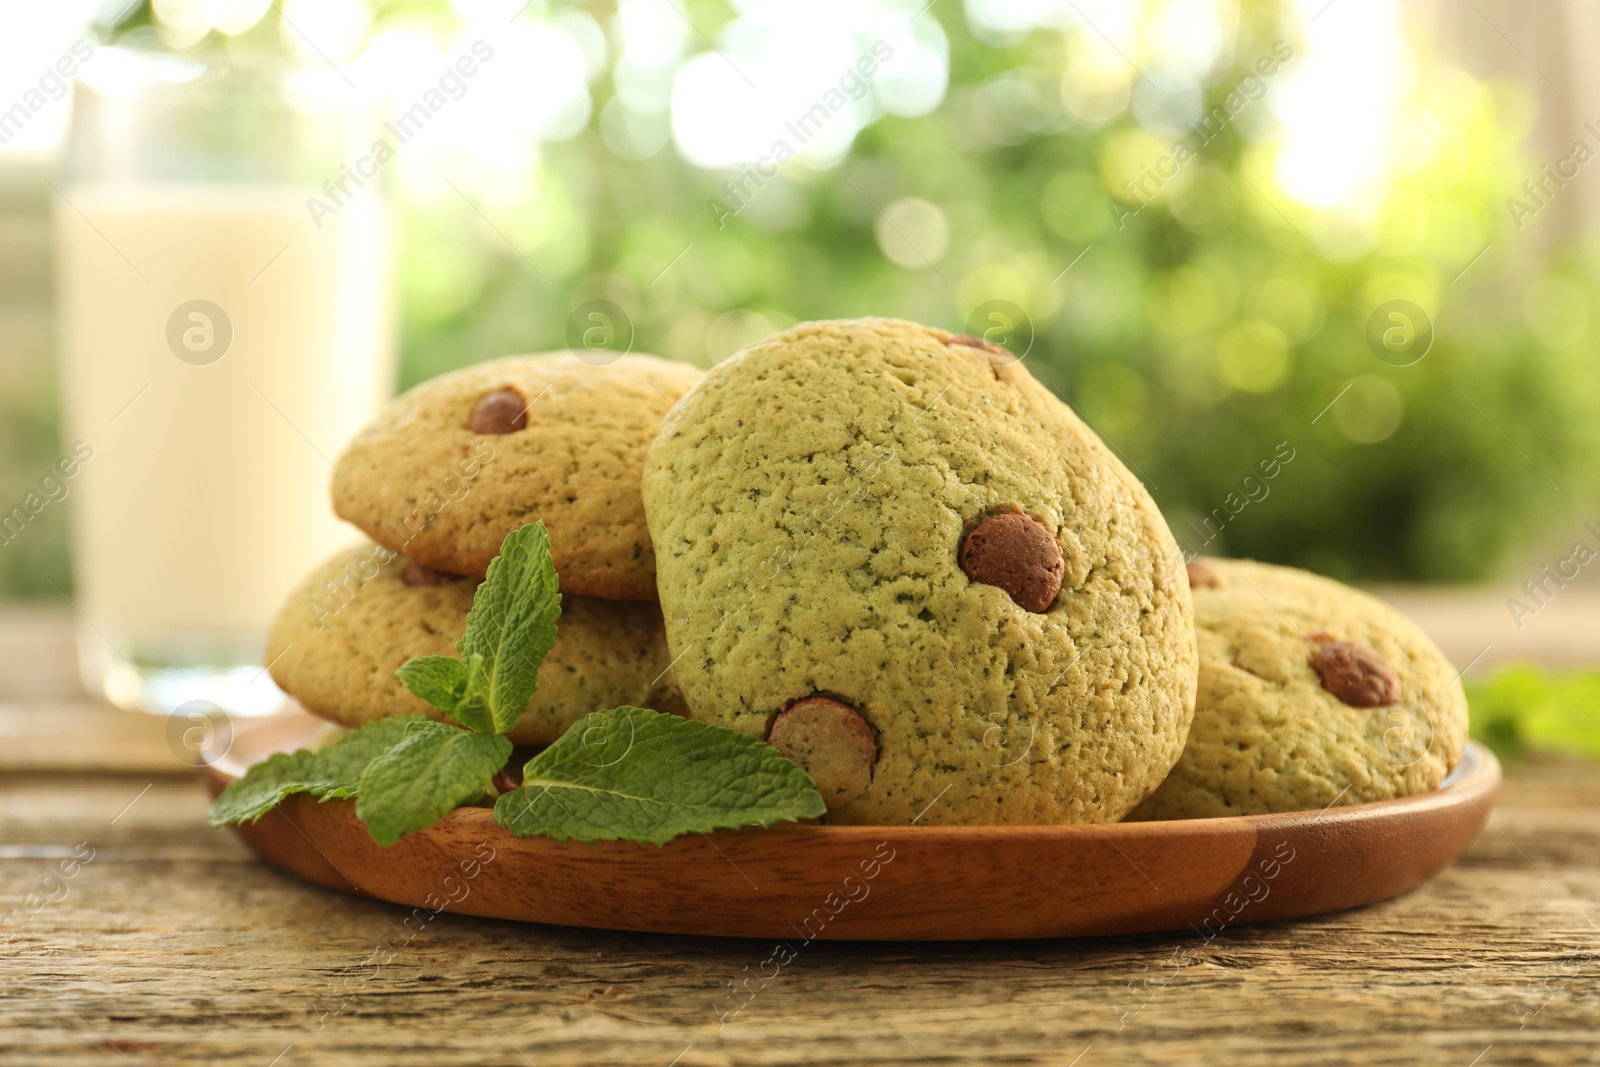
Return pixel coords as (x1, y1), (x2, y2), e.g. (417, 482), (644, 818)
(203, 709), (1500, 941)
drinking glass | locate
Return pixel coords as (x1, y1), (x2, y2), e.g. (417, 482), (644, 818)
(54, 47), (396, 717)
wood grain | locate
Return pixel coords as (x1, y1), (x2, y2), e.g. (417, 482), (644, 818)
(0, 609), (1596, 1065)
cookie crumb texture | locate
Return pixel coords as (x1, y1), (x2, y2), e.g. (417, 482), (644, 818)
(1131, 557), (1469, 820)
(333, 352), (703, 600)
(643, 318), (1196, 826)
(267, 545), (687, 745)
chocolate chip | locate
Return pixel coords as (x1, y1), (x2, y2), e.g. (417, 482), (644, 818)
(766, 696), (878, 810)
(467, 386), (528, 434)
(490, 766), (521, 796)
(1231, 659), (1270, 681)
(959, 511), (1064, 613)
(489, 748), (546, 795)
(1310, 641), (1401, 708)
(948, 333), (1007, 356)
(402, 560), (454, 586)
(1186, 560), (1221, 588)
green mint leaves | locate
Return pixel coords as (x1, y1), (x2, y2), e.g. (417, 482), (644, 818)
(397, 521), (561, 734)
(457, 521), (561, 734)
(392, 655), (477, 730)
(208, 715), (425, 826)
(494, 706), (826, 846)
(348, 521), (559, 839)
(355, 721), (513, 846)
(212, 521), (559, 837)
(211, 520), (825, 850)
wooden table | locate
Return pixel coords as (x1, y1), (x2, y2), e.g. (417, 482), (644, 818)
(2, 606), (1597, 1066)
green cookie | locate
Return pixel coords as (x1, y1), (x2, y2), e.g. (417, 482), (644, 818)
(1131, 557), (1469, 820)
(643, 318), (1197, 826)
(268, 544), (687, 745)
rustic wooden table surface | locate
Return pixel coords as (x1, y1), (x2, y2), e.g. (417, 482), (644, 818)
(2, 606), (1597, 1066)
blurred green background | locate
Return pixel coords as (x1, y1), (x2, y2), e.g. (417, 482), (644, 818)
(1, 0), (1596, 756)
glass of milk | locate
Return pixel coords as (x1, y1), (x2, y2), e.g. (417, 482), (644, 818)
(55, 48), (396, 717)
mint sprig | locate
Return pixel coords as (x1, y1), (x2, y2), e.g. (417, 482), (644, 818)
(210, 520), (825, 849)
(316, 520), (559, 841)
(396, 521), (560, 734)
(212, 521), (559, 837)
(494, 706), (826, 846)
(208, 715), (425, 826)
(356, 721), (513, 846)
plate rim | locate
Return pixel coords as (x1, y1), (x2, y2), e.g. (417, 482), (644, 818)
(203, 716), (1502, 939)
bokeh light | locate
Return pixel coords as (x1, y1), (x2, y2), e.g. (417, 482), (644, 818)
(0, 0), (1595, 602)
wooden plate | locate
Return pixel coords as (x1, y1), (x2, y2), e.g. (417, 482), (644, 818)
(204, 709), (1500, 941)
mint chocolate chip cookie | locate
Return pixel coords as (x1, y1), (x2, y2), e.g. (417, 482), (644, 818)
(1130, 557), (1469, 820)
(642, 317), (1197, 826)
(267, 544), (686, 745)
(332, 353), (703, 600)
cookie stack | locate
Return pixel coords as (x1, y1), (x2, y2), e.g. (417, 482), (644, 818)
(266, 353), (702, 745)
(266, 318), (1469, 827)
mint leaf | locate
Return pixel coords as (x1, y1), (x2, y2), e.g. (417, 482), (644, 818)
(455, 521), (561, 734)
(209, 715), (424, 826)
(492, 707), (826, 846)
(355, 721), (512, 846)
(396, 654), (488, 732)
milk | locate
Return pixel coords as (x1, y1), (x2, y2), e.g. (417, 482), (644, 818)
(54, 183), (394, 711)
